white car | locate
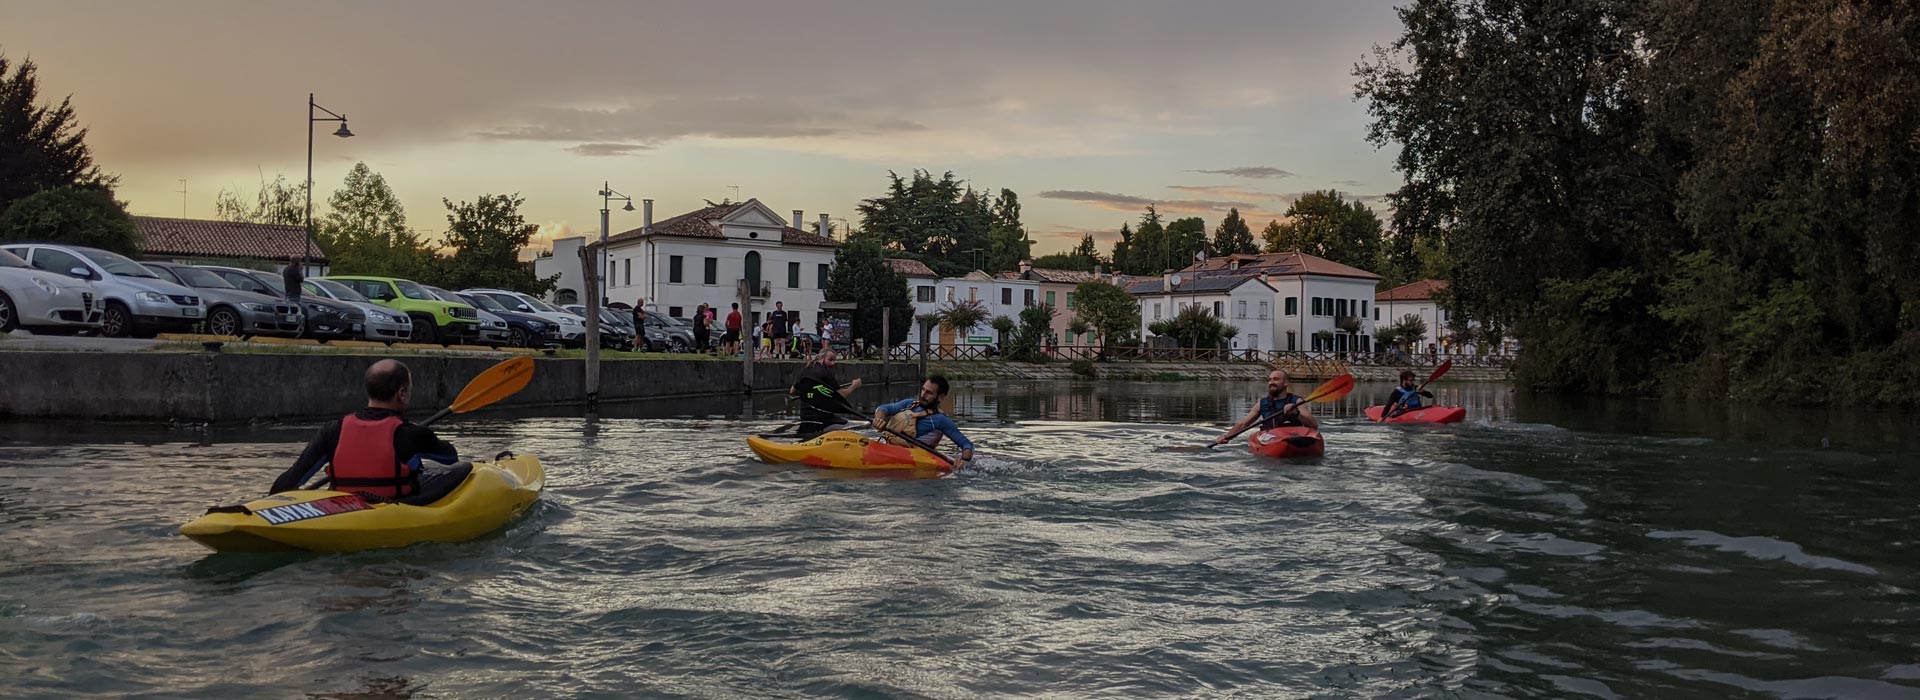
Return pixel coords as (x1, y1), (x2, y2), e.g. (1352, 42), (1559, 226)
(461, 287), (586, 347)
(2, 243), (204, 338)
(0, 247), (101, 333)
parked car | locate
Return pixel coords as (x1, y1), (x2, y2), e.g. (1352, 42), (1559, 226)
(643, 314), (697, 352)
(461, 288), (585, 347)
(143, 261), (303, 339)
(455, 292), (556, 348)
(199, 265), (363, 341)
(675, 316), (726, 348)
(423, 285), (510, 347)
(562, 304), (639, 351)
(0, 247), (101, 333)
(322, 276), (481, 345)
(297, 277), (412, 343)
(1, 243), (204, 338)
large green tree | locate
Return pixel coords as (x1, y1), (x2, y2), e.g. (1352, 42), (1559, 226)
(1120, 206), (1167, 275)
(0, 53), (112, 214)
(316, 163), (433, 278)
(1211, 208), (1258, 256)
(826, 236), (914, 347)
(1109, 222), (1133, 274)
(985, 188), (1031, 272)
(1261, 191), (1384, 270)
(1164, 216), (1207, 268)
(1071, 280), (1140, 348)
(0, 186), (135, 254)
(430, 193), (554, 294)
(214, 173), (306, 227)
(856, 170), (1000, 264)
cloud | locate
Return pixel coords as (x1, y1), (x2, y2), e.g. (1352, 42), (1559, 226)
(565, 142), (651, 157)
(1038, 189), (1263, 218)
(1166, 184), (1282, 201)
(1189, 166), (1294, 179)
(1333, 179), (1366, 187)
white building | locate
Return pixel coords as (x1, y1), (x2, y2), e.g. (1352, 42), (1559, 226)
(891, 258), (943, 342)
(1126, 273), (1282, 351)
(1374, 279), (1449, 353)
(534, 199), (840, 327)
(1171, 252), (1383, 353)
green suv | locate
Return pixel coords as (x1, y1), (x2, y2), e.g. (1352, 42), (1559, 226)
(320, 276), (480, 345)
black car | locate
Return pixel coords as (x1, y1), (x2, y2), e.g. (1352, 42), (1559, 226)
(201, 265), (362, 341)
(457, 292), (557, 348)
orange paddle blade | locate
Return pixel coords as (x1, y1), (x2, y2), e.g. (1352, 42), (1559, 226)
(1302, 373), (1355, 403)
(1423, 359), (1454, 386)
(449, 356), (535, 414)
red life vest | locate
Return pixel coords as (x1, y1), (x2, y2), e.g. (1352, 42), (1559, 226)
(326, 414), (415, 498)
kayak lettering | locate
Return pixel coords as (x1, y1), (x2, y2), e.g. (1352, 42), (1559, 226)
(256, 495), (371, 525)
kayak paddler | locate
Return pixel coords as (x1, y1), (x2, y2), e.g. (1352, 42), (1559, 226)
(872, 375), (974, 464)
(1217, 369), (1318, 445)
(270, 359), (469, 502)
(1383, 369), (1432, 418)
(790, 347), (861, 435)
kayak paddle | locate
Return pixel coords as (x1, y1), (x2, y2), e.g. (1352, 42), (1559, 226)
(1382, 359), (1451, 420)
(421, 356), (536, 427)
(1168, 373), (1355, 451)
(796, 378), (956, 467)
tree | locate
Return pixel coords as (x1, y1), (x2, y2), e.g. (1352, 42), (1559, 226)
(1012, 303), (1057, 361)
(215, 173), (306, 227)
(989, 315), (1016, 353)
(1211, 208), (1258, 256)
(1379, 313), (1427, 350)
(1164, 216), (1208, 268)
(985, 189), (1031, 273)
(0, 53), (112, 214)
(1071, 232), (1103, 265)
(1109, 222), (1133, 274)
(0, 186), (135, 254)
(1157, 304), (1230, 349)
(855, 170), (1000, 264)
(938, 299), (989, 337)
(1071, 280), (1139, 349)
(316, 163), (432, 278)
(825, 236), (913, 347)
(432, 193), (553, 294)
(1123, 206), (1167, 275)
(1261, 191), (1384, 269)
(1067, 316), (1091, 339)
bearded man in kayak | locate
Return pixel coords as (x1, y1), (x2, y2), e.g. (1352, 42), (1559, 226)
(872, 375), (975, 464)
(1216, 369), (1319, 445)
(790, 347), (861, 435)
(1383, 370), (1432, 418)
(270, 359), (468, 502)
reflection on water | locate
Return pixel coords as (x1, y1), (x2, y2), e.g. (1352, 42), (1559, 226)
(1, 380), (1917, 699)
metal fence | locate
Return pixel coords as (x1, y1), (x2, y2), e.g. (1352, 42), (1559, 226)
(866, 343), (1515, 369)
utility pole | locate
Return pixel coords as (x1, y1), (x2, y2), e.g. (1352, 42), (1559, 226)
(579, 244), (602, 406)
(738, 279), (754, 393)
(176, 179), (187, 217)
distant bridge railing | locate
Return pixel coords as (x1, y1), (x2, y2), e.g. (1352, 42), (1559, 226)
(875, 343), (1515, 369)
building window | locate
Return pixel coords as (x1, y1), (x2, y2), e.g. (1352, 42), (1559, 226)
(1024, 289), (1035, 307)
(669, 255), (684, 284)
(1249, 334), (1259, 349)
(1212, 301), (1223, 316)
(946, 287), (955, 302)
(917, 285), (935, 302)
(817, 263), (829, 289)
(969, 287), (978, 301)
(1310, 297), (1322, 316)
(1285, 297), (1297, 316)
(1067, 292), (1077, 309)
(1374, 306), (1380, 321)
(1259, 301), (1270, 319)
(1336, 298), (1348, 318)
(787, 262), (800, 288)
(704, 257), (717, 285)
(1361, 300), (1369, 319)
(669, 306), (683, 318)
(1236, 300), (1246, 318)
(623, 259), (632, 286)
(1046, 291), (1056, 306)
(1287, 331), (1296, 351)
(1001, 288), (1012, 305)
(1153, 303), (1162, 320)
(744, 251), (762, 290)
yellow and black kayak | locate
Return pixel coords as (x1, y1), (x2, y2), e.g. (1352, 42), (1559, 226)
(748, 430), (953, 472)
(180, 454), (545, 553)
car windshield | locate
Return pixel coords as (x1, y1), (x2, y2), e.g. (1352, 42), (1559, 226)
(658, 315), (689, 328)
(462, 293), (508, 312)
(395, 280), (436, 301)
(172, 266), (236, 289)
(424, 286), (462, 303)
(261, 276), (287, 296)
(600, 310), (626, 324)
(521, 296), (563, 314)
(313, 279), (368, 302)
(0, 249), (28, 268)
(77, 249), (159, 278)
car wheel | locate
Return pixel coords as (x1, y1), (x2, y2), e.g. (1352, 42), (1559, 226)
(409, 315), (437, 344)
(509, 327), (529, 347)
(102, 302), (131, 338)
(669, 337), (689, 353)
(0, 292), (16, 332)
(207, 307), (241, 337)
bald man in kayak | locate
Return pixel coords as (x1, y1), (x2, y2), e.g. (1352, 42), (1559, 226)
(270, 359), (469, 503)
(1217, 369), (1319, 445)
(872, 375), (975, 465)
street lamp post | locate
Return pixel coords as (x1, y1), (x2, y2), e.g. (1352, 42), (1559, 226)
(598, 182), (634, 303)
(966, 248), (983, 272)
(306, 93), (353, 275)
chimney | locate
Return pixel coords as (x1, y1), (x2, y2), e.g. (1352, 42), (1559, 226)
(1094, 264), (1104, 277)
(1229, 258), (1240, 271)
(1163, 271), (1174, 290)
(1019, 259), (1032, 275)
(792, 209), (803, 230)
(819, 213), (830, 238)
(643, 199), (654, 233)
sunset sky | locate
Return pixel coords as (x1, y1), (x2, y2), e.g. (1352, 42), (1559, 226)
(3, 0), (1405, 256)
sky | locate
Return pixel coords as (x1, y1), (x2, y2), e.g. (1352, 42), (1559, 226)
(2, 0), (1408, 257)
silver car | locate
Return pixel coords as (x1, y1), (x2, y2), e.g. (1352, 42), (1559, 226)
(144, 262), (303, 338)
(2, 243), (204, 338)
(462, 287), (586, 347)
(300, 278), (412, 343)
(0, 247), (100, 333)
(424, 285), (509, 346)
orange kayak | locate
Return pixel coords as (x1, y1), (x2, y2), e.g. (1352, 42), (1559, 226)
(1364, 405), (1467, 424)
(1248, 426), (1324, 459)
(747, 430), (954, 472)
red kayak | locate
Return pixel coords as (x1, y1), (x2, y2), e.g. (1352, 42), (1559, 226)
(1248, 426), (1324, 458)
(1364, 405), (1467, 424)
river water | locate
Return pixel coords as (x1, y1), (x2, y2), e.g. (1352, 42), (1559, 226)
(2, 380), (1916, 699)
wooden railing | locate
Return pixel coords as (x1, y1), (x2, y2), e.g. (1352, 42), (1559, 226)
(878, 342), (1515, 368)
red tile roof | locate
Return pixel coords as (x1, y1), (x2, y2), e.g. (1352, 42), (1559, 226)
(1179, 251), (1379, 280)
(134, 216), (326, 263)
(598, 203), (839, 248)
(1376, 279), (1448, 302)
(886, 258), (938, 278)
(998, 267), (1099, 284)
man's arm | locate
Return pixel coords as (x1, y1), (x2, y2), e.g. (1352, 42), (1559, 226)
(930, 414), (975, 461)
(398, 423), (458, 464)
(1217, 404), (1261, 444)
(1296, 405), (1320, 429)
(271, 420), (341, 493)
(872, 397), (913, 428)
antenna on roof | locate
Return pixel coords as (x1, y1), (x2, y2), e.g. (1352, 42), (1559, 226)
(728, 185), (741, 203)
(176, 178), (188, 217)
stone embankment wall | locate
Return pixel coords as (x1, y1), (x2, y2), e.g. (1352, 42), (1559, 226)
(931, 361), (1511, 383)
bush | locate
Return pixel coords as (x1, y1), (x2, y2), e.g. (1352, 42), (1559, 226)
(0, 186), (137, 254)
(1070, 358), (1097, 379)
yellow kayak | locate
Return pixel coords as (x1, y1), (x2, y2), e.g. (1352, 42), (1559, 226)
(180, 454), (545, 553)
(748, 430), (953, 472)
